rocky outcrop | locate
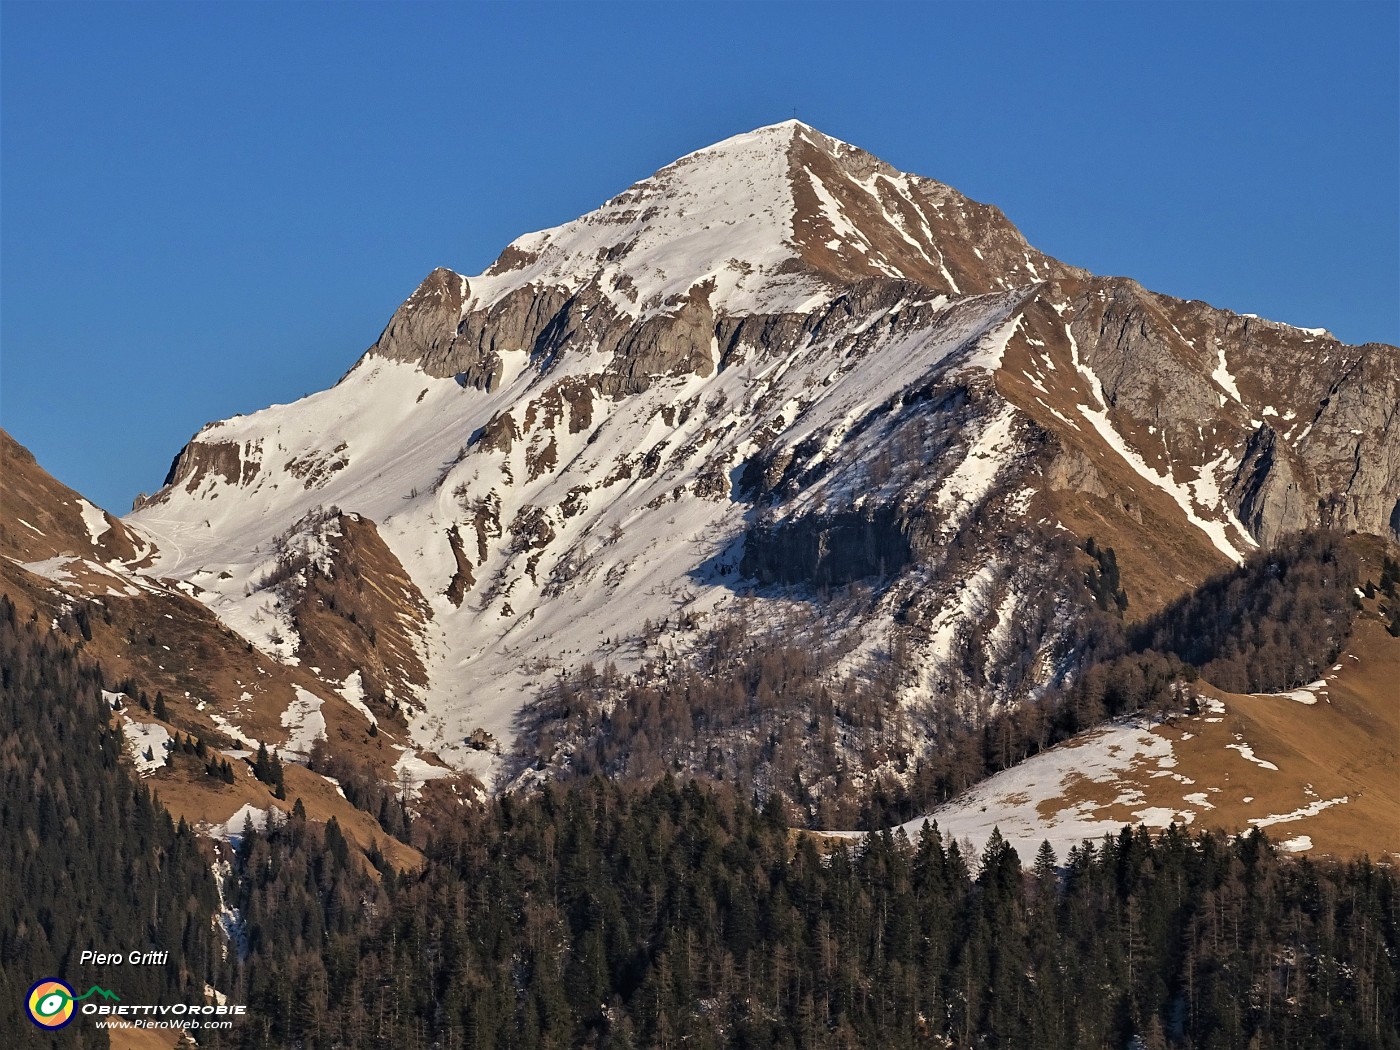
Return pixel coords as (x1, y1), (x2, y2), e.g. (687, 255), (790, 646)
(1228, 424), (1311, 545)
(371, 266), (469, 366)
(162, 438), (260, 495)
(1294, 345), (1400, 541)
(741, 506), (914, 587)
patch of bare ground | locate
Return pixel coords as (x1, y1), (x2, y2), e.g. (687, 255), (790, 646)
(104, 1025), (188, 1050)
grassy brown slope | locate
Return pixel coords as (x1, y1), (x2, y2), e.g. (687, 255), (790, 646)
(2, 558), (434, 869)
(1195, 615), (1399, 858)
(0, 425), (445, 874)
(0, 428), (146, 565)
(1039, 602), (1397, 861)
(289, 511), (432, 711)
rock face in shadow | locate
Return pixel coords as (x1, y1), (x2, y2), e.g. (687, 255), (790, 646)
(741, 507), (914, 587)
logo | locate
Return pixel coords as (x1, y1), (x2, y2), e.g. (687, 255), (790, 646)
(27, 979), (75, 1029)
(25, 979), (121, 1029)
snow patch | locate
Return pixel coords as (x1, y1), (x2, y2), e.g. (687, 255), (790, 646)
(208, 803), (279, 845)
(338, 671), (377, 725)
(77, 499), (111, 545)
(279, 687), (326, 757)
(1225, 740), (1279, 771)
(392, 748), (452, 799)
(857, 717), (1185, 863)
(1250, 797), (1348, 829)
(1267, 681), (1325, 705)
(122, 715), (171, 775)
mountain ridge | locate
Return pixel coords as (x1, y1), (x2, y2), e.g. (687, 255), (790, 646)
(29, 121), (1393, 825)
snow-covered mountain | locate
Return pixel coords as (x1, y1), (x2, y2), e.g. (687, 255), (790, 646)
(124, 120), (1399, 797)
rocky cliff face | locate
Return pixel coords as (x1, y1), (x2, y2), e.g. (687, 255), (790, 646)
(131, 121), (1398, 792)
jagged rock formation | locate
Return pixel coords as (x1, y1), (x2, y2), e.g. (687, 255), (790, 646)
(129, 121), (1398, 792)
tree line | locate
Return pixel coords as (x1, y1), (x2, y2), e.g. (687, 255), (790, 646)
(2, 593), (1395, 1049)
(520, 531), (1366, 829)
(220, 776), (1398, 1049)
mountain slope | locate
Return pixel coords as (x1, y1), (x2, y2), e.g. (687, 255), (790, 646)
(1, 428), (438, 870)
(125, 121), (1399, 806)
(888, 599), (1399, 863)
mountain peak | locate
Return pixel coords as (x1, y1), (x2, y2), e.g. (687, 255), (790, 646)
(451, 121), (1063, 326)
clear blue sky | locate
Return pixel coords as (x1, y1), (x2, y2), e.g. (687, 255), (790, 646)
(3, 1), (1396, 513)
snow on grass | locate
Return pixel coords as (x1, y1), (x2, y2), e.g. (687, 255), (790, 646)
(806, 168), (889, 274)
(1266, 680), (1326, 705)
(1249, 796), (1348, 830)
(77, 498), (111, 545)
(207, 803), (279, 845)
(17, 556), (77, 582)
(392, 747), (452, 800)
(17, 518), (44, 535)
(207, 710), (249, 747)
(854, 717), (1187, 863)
(1225, 739), (1279, 771)
(279, 687), (326, 758)
(853, 170), (963, 292)
(1278, 835), (1314, 853)
(122, 715), (171, 775)
(338, 671), (376, 725)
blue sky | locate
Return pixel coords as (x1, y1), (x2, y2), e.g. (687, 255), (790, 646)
(3, 1), (1396, 513)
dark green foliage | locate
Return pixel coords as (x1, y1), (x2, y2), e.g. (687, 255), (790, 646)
(306, 740), (412, 842)
(0, 594), (222, 1046)
(1083, 536), (1128, 614)
(251, 742), (285, 798)
(219, 776), (1399, 1050)
(1380, 556), (1399, 598)
(1132, 531), (1360, 692)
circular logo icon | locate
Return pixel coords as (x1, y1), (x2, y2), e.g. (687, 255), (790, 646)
(27, 978), (75, 1029)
